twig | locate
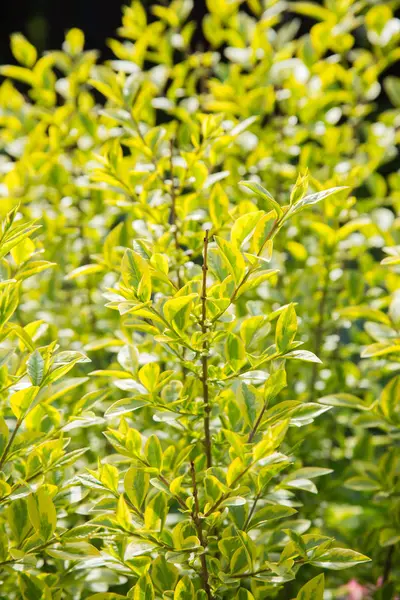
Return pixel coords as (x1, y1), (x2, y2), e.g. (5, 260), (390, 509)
(243, 491), (262, 530)
(0, 419), (22, 472)
(190, 461), (213, 600)
(169, 138), (182, 288)
(158, 474), (187, 510)
(201, 230), (212, 469)
(248, 405), (267, 443)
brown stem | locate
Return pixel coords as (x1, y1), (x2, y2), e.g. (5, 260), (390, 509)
(158, 474), (187, 510)
(248, 404), (267, 443)
(243, 491), (262, 531)
(190, 461), (213, 600)
(169, 138), (182, 288)
(0, 418), (22, 472)
(201, 230), (212, 469)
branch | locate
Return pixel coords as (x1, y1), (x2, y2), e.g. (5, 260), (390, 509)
(0, 418), (22, 472)
(201, 230), (212, 469)
(243, 490), (262, 531)
(169, 137), (182, 288)
(248, 405), (267, 443)
(190, 461), (213, 600)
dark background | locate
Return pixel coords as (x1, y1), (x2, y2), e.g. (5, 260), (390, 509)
(0, 0), (398, 124)
(0, 0), (208, 63)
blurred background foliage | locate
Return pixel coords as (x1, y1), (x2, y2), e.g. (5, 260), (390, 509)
(1, 0), (399, 110)
(0, 0), (169, 64)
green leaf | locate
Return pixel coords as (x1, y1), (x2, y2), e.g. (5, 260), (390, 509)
(379, 376), (400, 422)
(238, 382), (257, 426)
(225, 333), (247, 371)
(121, 249), (151, 302)
(209, 184), (229, 228)
(339, 306), (390, 325)
(318, 393), (366, 409)
(235, 590), (255, 600)
(18, 573), (44, 600)
(174, 576), (195, 600)
(361, 342), (400, 358)
(285, 467), (333, 480)
(296, 574), (325, 600)
(248, 505), (297, 530)
(139, 362), (160, 392)
(47, 542), (100, 560)
(379, 528), (400, 547)
(151, 556), (179, 592)
(287, 187), (348, 217)
(239, 181), (283, 218)
(163, 294), (196, 333)
(27, 350), (45, 386)
(275, 304), (297, 352)
(311, 548), (370, 569)
(264, 368), (287, 403)
(214, 236), (246, 285)
(230, 546), (251, 574)
(5, 322), (35, 351)
(65, 264), (105, 280)
(250, 211), (277, 255)
(27, 488), (57, 542)
(87, 595), (126, 600)
(286, 478), (318, 493)
(291, 403), (331, 426)
(231, 211), (264, 248)
(131, 574), (155, 600)
(43, 356), (89, 386)
(345, 477), (380, 492)
(0, 221), (41, 261)
(144, 492), (168, 531)
(7, 498), (31, 544)
(284, 350), (322, 363)
(105, 398), (148, 417)
(10, 386), (39, 419)
(145, 435), (163, 470)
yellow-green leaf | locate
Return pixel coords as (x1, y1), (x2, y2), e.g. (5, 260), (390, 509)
(27, 488), (57, 542)
(214, 236), (246, 285)
(296, 574), (325, 600)
(10, 386), (39, 419)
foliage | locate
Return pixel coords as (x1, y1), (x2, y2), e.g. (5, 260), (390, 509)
(0, 0), (400, 598)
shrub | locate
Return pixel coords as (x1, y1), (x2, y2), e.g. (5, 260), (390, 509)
(0, 1), (399, 598)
